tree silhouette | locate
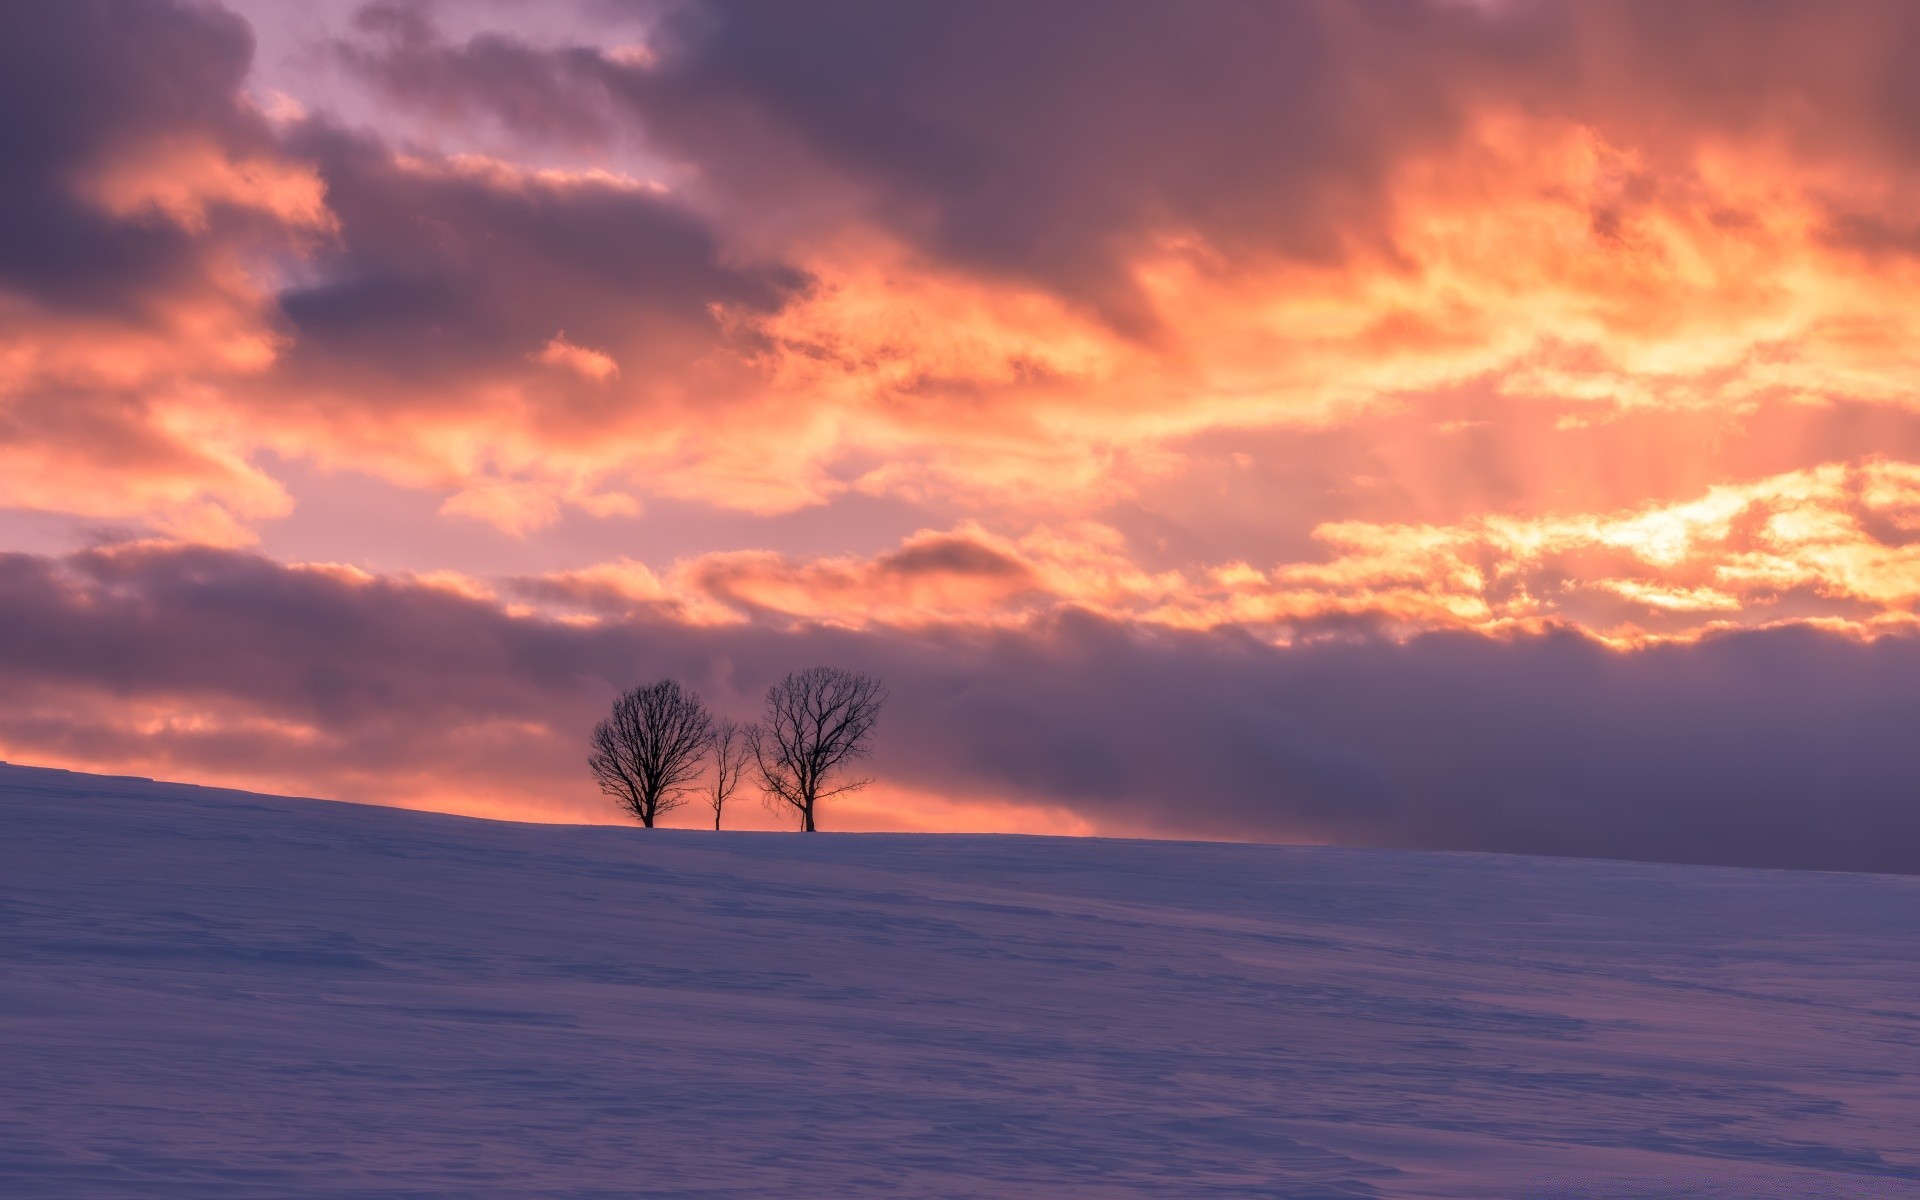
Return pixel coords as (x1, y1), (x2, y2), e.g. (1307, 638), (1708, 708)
(589, 680), (713, 827)
(750, 667), (886, 832)
(706, 717), (749, 831)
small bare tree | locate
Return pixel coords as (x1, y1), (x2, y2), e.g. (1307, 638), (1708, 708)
(589, 680), (714, 827)
(749, 667), (886, 832)
(705, 717), (748, 831)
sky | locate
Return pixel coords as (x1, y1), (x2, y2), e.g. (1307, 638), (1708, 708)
(6, 0), (1920, 870)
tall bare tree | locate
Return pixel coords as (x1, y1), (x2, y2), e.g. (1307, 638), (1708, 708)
(749, 667), (886, 832)
(705, 717), (749, 831)
(589, 680), (714, 827)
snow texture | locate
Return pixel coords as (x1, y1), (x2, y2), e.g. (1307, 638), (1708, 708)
(3, 761), (1918, 1198)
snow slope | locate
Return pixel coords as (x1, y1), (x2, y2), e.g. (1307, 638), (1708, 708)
(3, 763), (1918, 1198)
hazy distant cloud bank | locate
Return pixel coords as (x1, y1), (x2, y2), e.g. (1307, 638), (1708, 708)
(5, 543), (1918, 874)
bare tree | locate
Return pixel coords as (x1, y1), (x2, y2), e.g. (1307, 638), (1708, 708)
(749, 667), (887, 832)
(705, 717), (749, 831)
(589, 680), (714, 827)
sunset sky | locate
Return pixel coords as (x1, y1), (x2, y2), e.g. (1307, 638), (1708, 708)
(8, 0), (1920, 869)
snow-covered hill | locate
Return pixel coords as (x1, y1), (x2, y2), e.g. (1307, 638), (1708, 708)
(3, 762), (1918, 1197)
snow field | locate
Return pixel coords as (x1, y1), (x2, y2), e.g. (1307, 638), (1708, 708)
(3, 763), (1918, 1197)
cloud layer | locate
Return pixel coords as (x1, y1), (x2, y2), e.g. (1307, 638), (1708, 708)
(5, 543), (1920, 872)
(19, 0), (1920, 539)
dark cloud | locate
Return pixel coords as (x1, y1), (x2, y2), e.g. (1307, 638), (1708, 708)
(274, 119), (802, 412)
(0, 0), (797, 383)
(621, 0), (1496, 319)
(955, 618), (1920, 876)
(5, 542), (1919, 873)
(0, 543), (616, 810)
(336, 1), (621, 149)
(875, 534), (1029, 580)
(329, 0), (1920, 334)
(338, 0), (1515, 329)
(0, 0), (284, 316)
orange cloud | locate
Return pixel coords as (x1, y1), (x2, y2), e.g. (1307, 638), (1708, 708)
(0, 296), (294, 543)
(1200, 455), (1920, 642)
(652, 111), (1920, 531)
(536, 333), (620, 382)
(755, 114), (1920, 422)
(685, 525), (1042, 625)
(75, 135), (334, 236)
(27, 83), (1920, 551)
(504, 456), (1920, 647)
